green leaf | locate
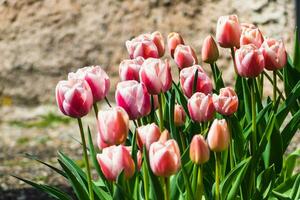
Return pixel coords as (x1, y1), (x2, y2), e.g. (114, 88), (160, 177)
(11, 175), (72, 200)
(293, 27), (300, 72)
(281, 109), (300, 152)
(255, 165), (276, 199)
(242, 78), (252, 122)
(178, 161), (194, 200)
(192, 68), (198, 94)
(282, 149), (300, 180)
(272, 173), (300, 200)
(213, 62), (225, 91)
(168, 89), (178, 141)
(173, 81), (190, 118)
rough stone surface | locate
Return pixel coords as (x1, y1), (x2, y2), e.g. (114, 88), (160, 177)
(0, 0), (295, 106)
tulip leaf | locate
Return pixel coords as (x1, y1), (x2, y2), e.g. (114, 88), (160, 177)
(281, 109), (300, 152)
(293, 27), (300, 72)
(272, 174), (300, 200)
(242, 77), (252, 122)
(281, 149), (300, 180)
(173, 81), (190, 118)
(192, 69), (198, 94)
(213, 62), (225, 91)
(254, 165), (276, 199)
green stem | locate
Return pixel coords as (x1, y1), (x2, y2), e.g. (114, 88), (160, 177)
(230, 47), (237, 73)
(215, 152), (221, 200)
(262, 71), (285, 101)
(77, 118), (94, 200)
(104, 96), (112, 107)
(142, 163), (149, 200)
(137, 118), (142, 126)
(158, 93), (164, 131)
(273, 71), (277, 105)
(93, 103), (99, 119)
(210, 63), (217, 87)
(250, 78), (257, 195)
(163, 177), (170, 200)
(179, 130), (186, 150)
(195, 165), (203, 199)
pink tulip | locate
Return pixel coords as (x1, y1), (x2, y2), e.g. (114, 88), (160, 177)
(137, 123), (161, 151)
(126, 32), (165, 59)
(97, 106), (129, 145)
(119, 57), (144, 81)
(188, 92), (215, 122)
(260, 38), (287, 71)
(180, 65), (213, 98)
(149, 139), (181, 177)
(174, 104), (186, 127)
(174, 44), (198, 69)
(207, 119), (230, 152)
(125, 146), (143, 171)
(159, 129), (171, 143)
(240, 23), (264, 48)
(167, 32), (185, 58)
(97, 145), (135, 181)
(56, 79), (93, 118)
(115, 80), (151, 120)
(190, 135), (210, 164)
(216, 15), (241, 48)
(202, 35), (219, 64)
(68, 66), (110, 103)
(235, 44), (265, 77)
(213, 87), (239, 116)
(139, 58), (172, 94)
(97, 132), (110, 150)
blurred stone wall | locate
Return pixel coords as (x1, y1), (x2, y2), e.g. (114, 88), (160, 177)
(0, 0), (294, 106)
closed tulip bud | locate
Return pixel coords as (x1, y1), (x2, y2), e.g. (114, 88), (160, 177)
(190, 135), (210, 164)
(174, 104), (186, 126)
(240, 23), (264, 48)
(137, 123), (161, 151)
(216, 15), (241, 48)
(202, 35), (219, 64)
(119, 57), (144, 81)
(159, 129), (171, 143)
(174, 44), (198, 69)
(188, 92), (215, 122)
(55, 79), (93, 118)
(68, 66), (110, 103)
(235, 44), (265, 77)
(207, 119), (230, 152)
(260, 38), (287, 71)
(167, 32), (185, 58)
(97, 145), (135, 181)
(139, 58), (172, 94)
(149, 139), (181, 177)
(213, 87), (238, 116)
(97, 106), (129, 145)
(180, 65), (213, 98)
(115, 80), (151, 120)
(151, 31), (165, 57)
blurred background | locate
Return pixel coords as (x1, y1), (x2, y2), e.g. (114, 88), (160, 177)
(0, 0), (297, 199)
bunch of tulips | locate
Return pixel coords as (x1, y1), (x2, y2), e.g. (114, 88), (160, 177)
(16, 15), (300, 200)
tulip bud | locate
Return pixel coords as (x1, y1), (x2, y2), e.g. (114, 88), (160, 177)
(151, 31), (165, 57)
(159, 129), (171, 143)
(213, 87), (238, 116)
(202, 35), (219, 64)
(115, 80), (151, 120)
(139, 58), (172, 94)
(216, 15), (241, 48)
(174, 44), (198, 69)
(119, 57), (144, 81)
(180, 65), (213, 98)
(207, 119), (230, 152)
(240, 23), (264, 48)
(188, 92), (215, 122)
(260, 38), (287, 71)
(235, 44), (265, 77)
(149, 139), (181, 177)
(97, 106), (129, 145)
(174, 104), (186, 126)
(190, 135), (210, 164)
(55, 79), (93, 118)
(68, 66), (110, 103)
(97, 145), (135, 181)
(167, 32), (185, 58)
(137, 123), (161, 151)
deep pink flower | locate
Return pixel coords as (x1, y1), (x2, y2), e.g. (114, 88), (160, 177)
(137, 123), (161, 151)
(174, 44), (198, 69)
(119, 57), (144, 81)
(216, 15), (241, 48)
(240, 23), (264, 48)
(167, 32), (185, 58)
(188, 92), (215, 122)
(213, 87), (238, 116)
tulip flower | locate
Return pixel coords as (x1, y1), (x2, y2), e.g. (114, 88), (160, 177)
(97, 145), (135, 181)
(202, 35), (219, 64)
(188, 92), (215, 122)
(174, 104), (186, 126)
(97, 106), (129, 145)
(235, 44), (265, 77)
(213, 87), (238, 116)
(97, 132), (110, 150)
(216, 15), (241, 48)
(167, 32), (185, 58)
(149, 139), (181, 177)
(126, 32), (165, 59)
(240, 23), (264, 48)
(137, 123), (161, 151)
(207, 119), (230, 152)
(260, 38), (287, 71)
(56, 79), (93, 118)
(180, 65), (213, 98)
(139, 58), (172, 94)
(119, 57), (144, 81)
(115, 80), (151, 120)
(68, 66), (110, 103)
(159, 129), (171, 143)
(190, 135), (210, 164)
(174, 44), (198, 69)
